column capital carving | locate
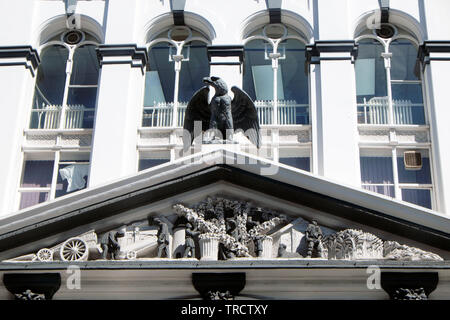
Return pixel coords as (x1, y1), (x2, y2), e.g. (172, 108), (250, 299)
(3, 273), (61, 300)
(192, 272), (246, 300)
(381, 272), (439, 300)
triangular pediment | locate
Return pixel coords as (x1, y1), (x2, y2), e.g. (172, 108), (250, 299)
(0, 149), (449, 263)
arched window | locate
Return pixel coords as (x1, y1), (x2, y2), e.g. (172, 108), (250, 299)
(142, 26), (210, 128)
(243, 24), (309, 126)
(30, 30), (100, 129)
(356, 24), (433, 209)
(242, 23), (311, 172)
(355, 25), (425, 125)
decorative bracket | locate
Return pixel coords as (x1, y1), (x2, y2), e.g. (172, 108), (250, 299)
(3, 273), (61, 300)
(207, 45), (244, 69)
(0, 46), (40, 77)
(418, 41), (450, 71)
(306, 41), (359, 65)
(96, 44), (148, 74)
(192, 273), (246, 300)
(381, 272), (439, 300)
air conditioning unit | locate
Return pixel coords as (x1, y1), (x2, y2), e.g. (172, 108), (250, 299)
(404, 151), (422, 170)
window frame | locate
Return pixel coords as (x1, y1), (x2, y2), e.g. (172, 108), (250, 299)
(30, 35), (100, 130)
(142, 26), (211, 128)
(17, 151), (90, 210)
(243, 23), (310, 126)
(360, 146), (435, 209)
(355, 32), (428, 126)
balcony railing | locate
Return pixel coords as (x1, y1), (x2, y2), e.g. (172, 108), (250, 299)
(357, 97), (425, 125)
(142, 100), (310, 128)
(30, 105), (95, 129)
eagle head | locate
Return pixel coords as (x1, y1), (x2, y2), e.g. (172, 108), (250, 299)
(203, 76), (228, 95)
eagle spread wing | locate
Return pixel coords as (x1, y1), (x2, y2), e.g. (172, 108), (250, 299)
(231, 86), (261, 148)
(183, 86), (210, 150)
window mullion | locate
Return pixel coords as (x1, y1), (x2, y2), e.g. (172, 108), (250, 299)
(270, 41), (280, 125)
(392, 147), (401, 200)
(49, 152), (60, 200)
(60, 48), (75, 129)
(382, 50), (394, 125)
(172, 45), (183, 128)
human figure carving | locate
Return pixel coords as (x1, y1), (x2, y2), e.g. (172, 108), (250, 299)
(277, 243), (302, 258)
(305, 220), (324, 258)
(184, 222), (200, 258)
(100, 230), (121, 260)
(154, 217), (170, 258)
(254, 235), (264, 257)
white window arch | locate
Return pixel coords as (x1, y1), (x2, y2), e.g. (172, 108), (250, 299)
(355, 24), (425, 125)
(243, 23), (309, 126)
(142, 26), (211, 128)
(30, 30), (100, 130)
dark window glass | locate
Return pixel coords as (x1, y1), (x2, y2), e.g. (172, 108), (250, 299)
(139, 159), (169, 171)
(401, 189), (432, 209)
(19, 192), (49, 210)
(279, 157), (310, 171)
(397, 156), (432, 184)
(21, 160), (54, 188)
(243, 39), (273, 101)
(355, 39), (387, 104)
(360, 157), (394, 184)
(178, 41), (210, 103)
(70, 45), (100, 85)
(145, 43), (175, 105)
(55, 163), (89, 198)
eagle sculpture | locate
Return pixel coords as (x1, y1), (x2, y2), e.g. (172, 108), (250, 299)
(183, 76), (261, 149)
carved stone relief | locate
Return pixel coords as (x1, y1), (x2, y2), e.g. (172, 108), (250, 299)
(5, 196), (444, 262)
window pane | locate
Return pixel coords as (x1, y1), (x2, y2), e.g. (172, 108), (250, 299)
(243, 40), (273, 101)
(363, 185), (395, 197)
(138, 159), (169, 171)
(21, 160), (54, 188)
(56, 163), (89, 198)
(145, 43), (175, 104)
(401, 189), (432, 209)
(279, 157), (310, 171)
(33, 45), (68, 107)
(70, 45), (100, 85)
(360, 157), (394, 184)
(19, 192), (49, 210)
(67, 87), (97, 108)
(30, 46), (68, 129)
(355, 39), (387, 104)
(67, 87), (97, 128)
(390, 39), (420, 81)
(397, 156), (432, 184)
(278, 40), (308, 104)
(392, 83), (423, 104)
(178, 41), (210, 103)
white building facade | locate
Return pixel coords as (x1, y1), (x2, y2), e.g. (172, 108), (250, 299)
(0, 0), (450, 300)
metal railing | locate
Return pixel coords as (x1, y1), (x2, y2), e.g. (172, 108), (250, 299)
(142, 100), (310, 127)
(357, 97), (425, 125)
(30, 104), (95, 129)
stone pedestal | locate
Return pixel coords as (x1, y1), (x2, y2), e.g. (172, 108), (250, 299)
(172, 227), (186, 259)
(261, 236), (273, 259)
(199, 237), (219, 261)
